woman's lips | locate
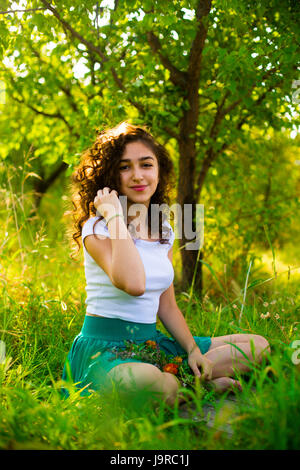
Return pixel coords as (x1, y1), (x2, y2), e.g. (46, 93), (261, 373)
(131, 186), (147, 191)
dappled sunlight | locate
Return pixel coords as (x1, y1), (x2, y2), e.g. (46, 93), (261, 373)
(257, 249), (300, 279)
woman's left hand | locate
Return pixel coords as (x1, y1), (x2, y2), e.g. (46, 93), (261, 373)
(188, 347), (213, 381)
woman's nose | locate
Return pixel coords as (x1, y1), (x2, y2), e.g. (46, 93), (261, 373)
(132, 166), (144, 180)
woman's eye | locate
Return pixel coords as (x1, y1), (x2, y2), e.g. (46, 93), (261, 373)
(120, 164), (153, 170)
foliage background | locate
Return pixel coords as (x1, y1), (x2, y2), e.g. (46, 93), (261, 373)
(0, 0), (300, 450)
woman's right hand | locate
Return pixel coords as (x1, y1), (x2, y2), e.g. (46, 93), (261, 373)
(94, 187), (124, 220)
(188, 346), (213, 381)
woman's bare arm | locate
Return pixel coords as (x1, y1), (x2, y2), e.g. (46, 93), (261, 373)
(84, 216), (146, 296)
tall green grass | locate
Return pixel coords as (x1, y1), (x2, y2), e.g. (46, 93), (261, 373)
(0, 161), (300, 449)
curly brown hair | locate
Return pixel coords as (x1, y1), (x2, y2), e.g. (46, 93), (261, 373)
(68, 121), (176, 258)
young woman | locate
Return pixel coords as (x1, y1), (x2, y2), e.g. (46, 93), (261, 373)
(62, 121), (270, 406)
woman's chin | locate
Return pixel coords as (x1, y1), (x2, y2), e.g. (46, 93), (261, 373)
(126, 194), (151, 205)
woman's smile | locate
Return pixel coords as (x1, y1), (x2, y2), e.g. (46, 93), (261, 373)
(131, 185), (148, 191)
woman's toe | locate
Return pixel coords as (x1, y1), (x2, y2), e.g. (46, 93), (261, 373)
(234, 380), (243, 392)
(230, 379), (243, 393)
(210, 377), (243, 394)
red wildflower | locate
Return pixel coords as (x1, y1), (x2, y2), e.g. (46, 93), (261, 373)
(145, 340), (157, 350)
(163, 363), (179, 375)
(173, 356), (183, 364)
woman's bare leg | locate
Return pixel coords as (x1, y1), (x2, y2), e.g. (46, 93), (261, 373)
(203, 334), (270, 392)
(205, 334), (270, 379)
(209, 333), (270, 351)
(105, 335), (271, 404)
(106, 361), (180, 406)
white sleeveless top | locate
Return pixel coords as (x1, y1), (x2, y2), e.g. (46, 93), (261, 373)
(81, 217), (175, 324)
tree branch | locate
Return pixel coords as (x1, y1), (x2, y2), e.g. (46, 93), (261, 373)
(0, 8), (47, 15)
(146, 31), (188, 88)
(187, 0), (212, 81)
(194, 68), (288, 202)
(10, 93), (78, 134)
(162, 126), (179, 140)
(195, 65), (287, 199)
(109, 0), (119, 26)
(40, 0), (108, 62)
(32, 161), (69, 210)
(24, 39), (81, 113)
(39, 0), (147, 117)
(221, 66), (279, 118)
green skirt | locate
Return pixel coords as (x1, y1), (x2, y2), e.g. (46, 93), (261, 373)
(61, 315), (211, 398)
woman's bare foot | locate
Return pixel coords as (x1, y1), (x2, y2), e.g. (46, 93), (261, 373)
(209, 377), (243, 394)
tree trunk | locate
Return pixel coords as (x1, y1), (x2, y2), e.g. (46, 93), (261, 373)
(177, 116), (203, 297)
(31, 161), (69, 212)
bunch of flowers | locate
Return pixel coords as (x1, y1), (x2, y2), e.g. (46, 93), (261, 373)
(108, 339), (196, 389)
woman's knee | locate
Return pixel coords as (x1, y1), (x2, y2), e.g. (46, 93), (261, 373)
(106, 363), (180, 405)
(234, 333), (270, 357)
(161, 372), (180, 406)
(162, 372), (180, 395)
(256, 335), (271, 356)
(246, 335), (270, 361)
(107, 362), (166, 392)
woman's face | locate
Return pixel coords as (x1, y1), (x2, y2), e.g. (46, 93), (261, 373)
(118, 140), (159, 209)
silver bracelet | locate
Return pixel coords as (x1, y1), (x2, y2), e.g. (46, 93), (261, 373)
(106, 213), (124, 225)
